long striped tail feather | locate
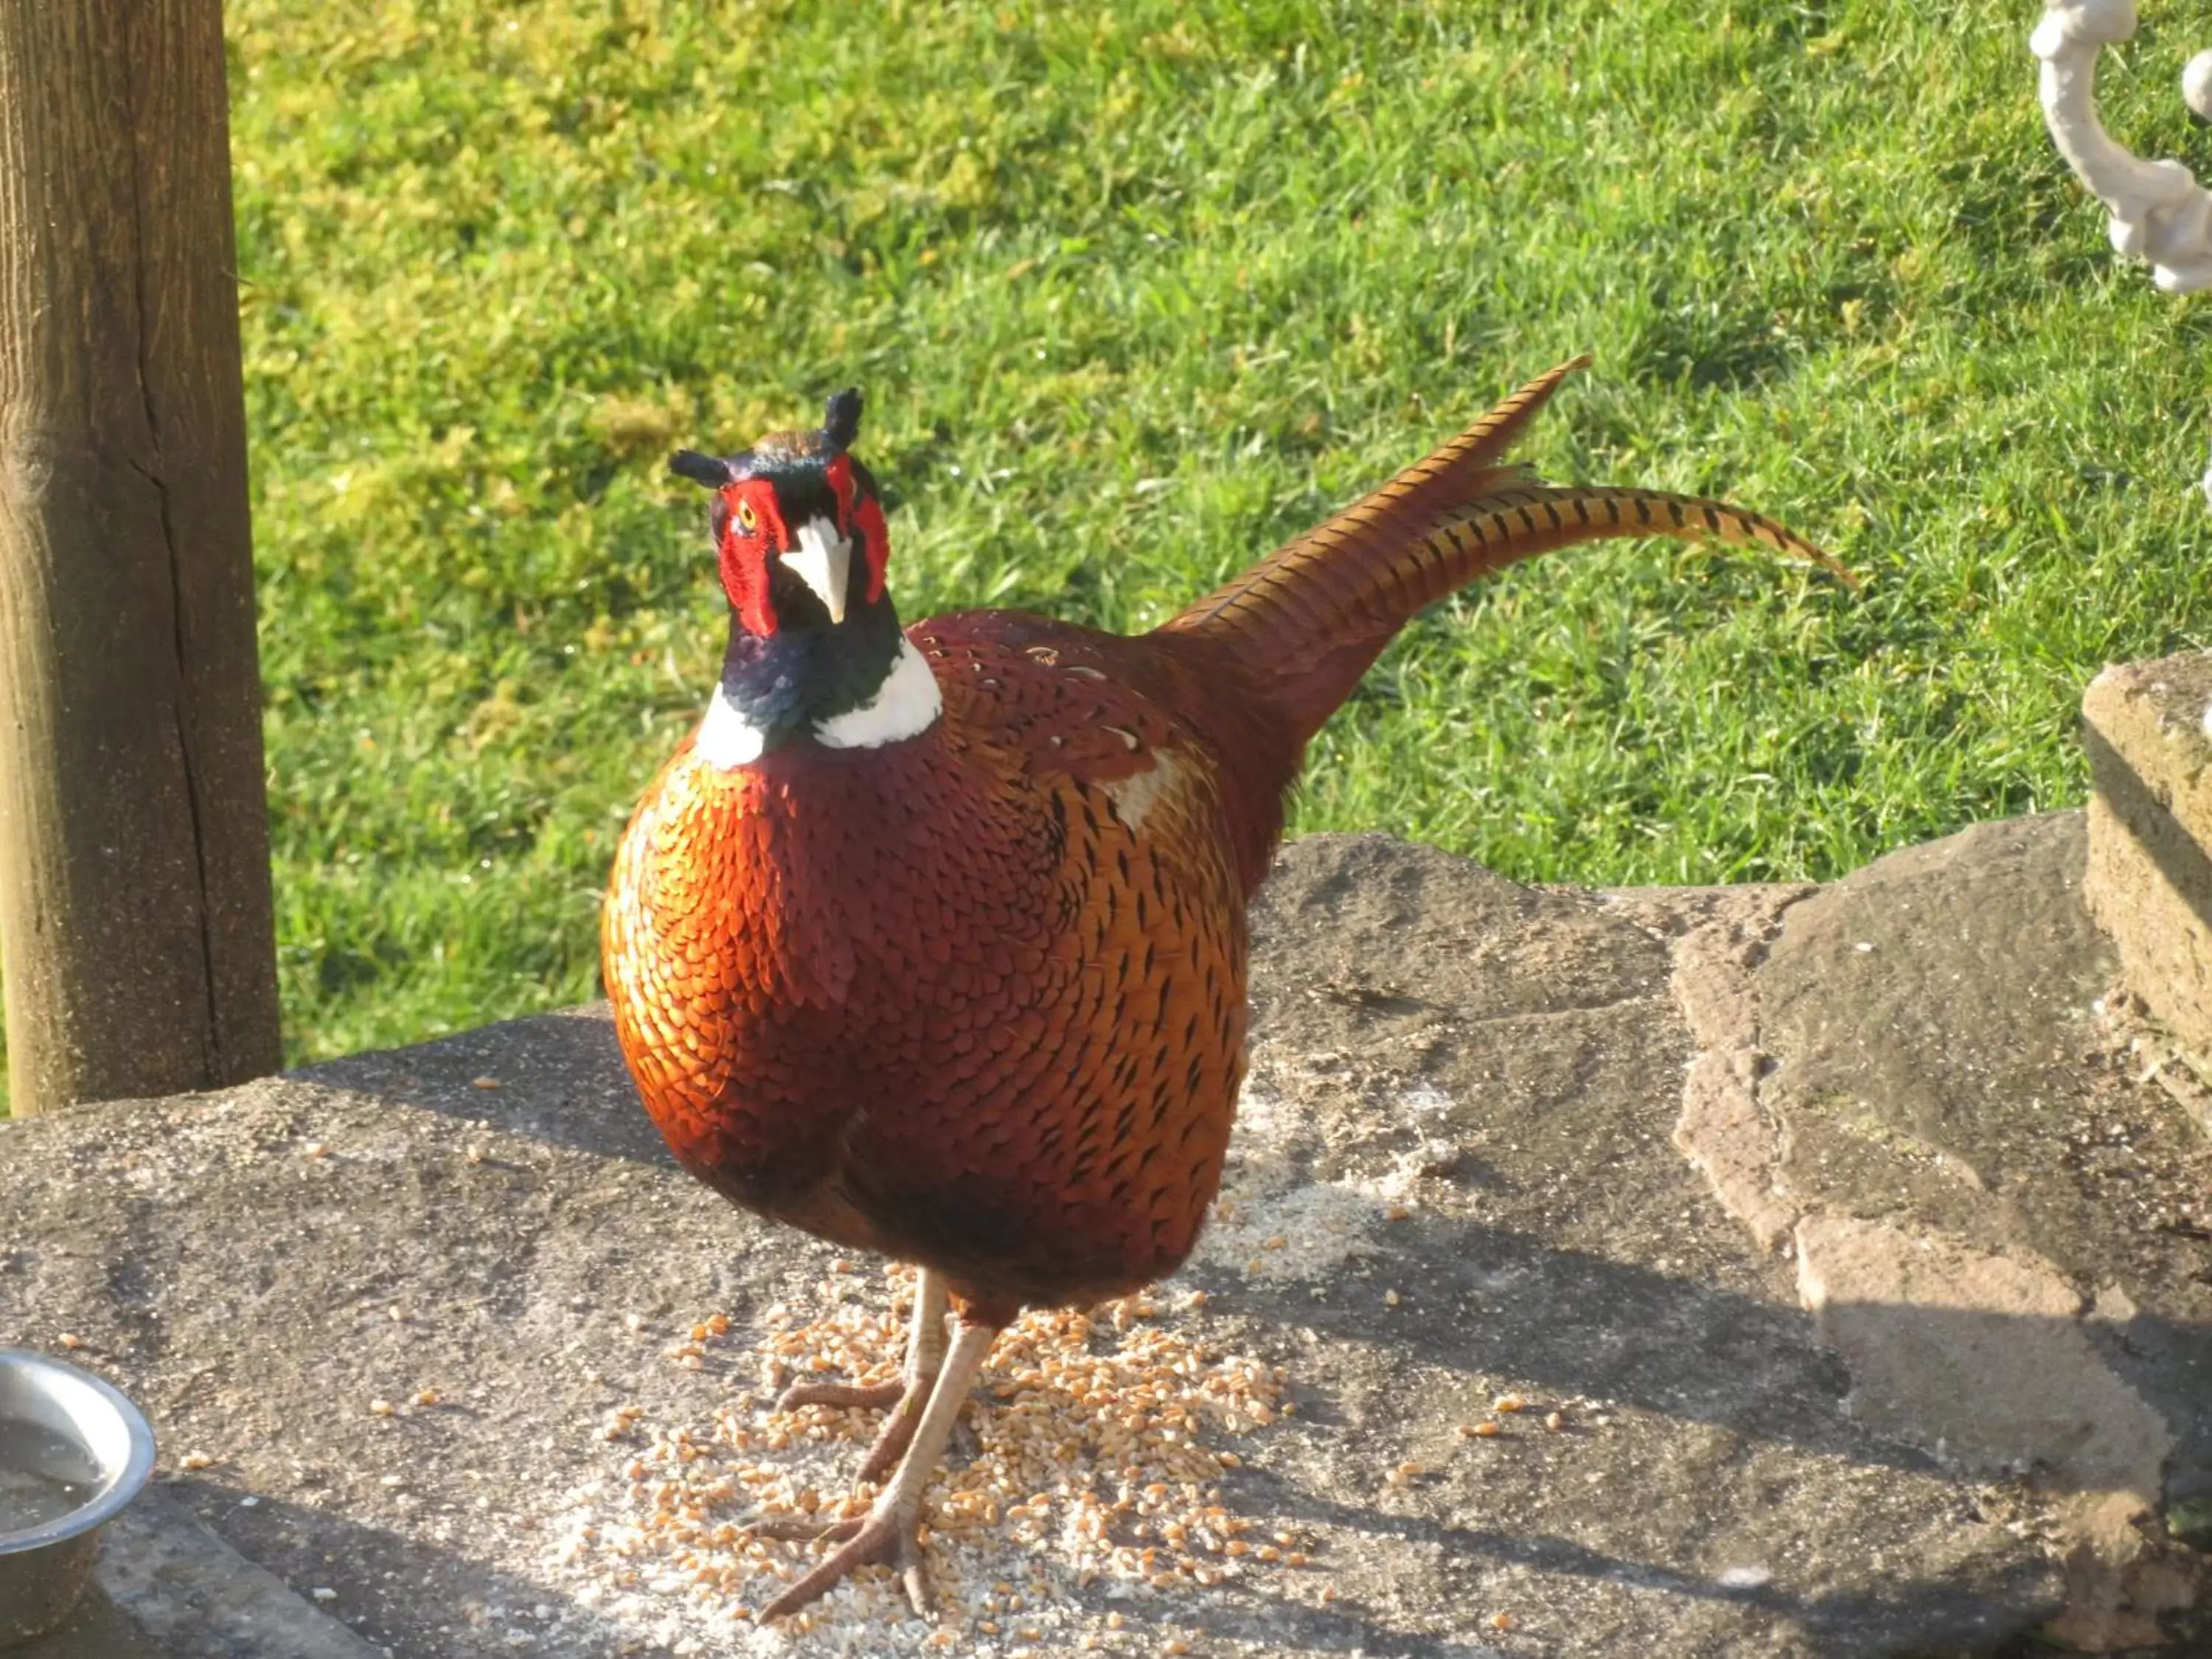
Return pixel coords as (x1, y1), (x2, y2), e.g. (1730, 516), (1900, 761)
(1346, 483), (1851, 636)
(1166, 353), (1596, 641)
(1161, 358), (1850, 745)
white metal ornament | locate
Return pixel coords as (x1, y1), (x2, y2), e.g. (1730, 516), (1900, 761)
(2032, 1), (2212, 500)
(2034, 1), (2212, 291)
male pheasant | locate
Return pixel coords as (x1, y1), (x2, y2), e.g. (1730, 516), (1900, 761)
(601, 358), (1840, 1618)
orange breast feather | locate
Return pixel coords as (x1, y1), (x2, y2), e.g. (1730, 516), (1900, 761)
(602, 613), (1267, 1311)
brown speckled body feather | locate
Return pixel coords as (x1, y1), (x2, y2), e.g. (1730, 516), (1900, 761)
(605, 613), (1298, 1319)
(602, 360), (1839, 1324)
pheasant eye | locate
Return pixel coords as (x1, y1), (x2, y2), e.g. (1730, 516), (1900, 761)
(734, 499), (759, 534)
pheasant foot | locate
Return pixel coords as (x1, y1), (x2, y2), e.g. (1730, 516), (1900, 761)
(756, 1316), (998, 1621)
(773, 1267), (949, 1483)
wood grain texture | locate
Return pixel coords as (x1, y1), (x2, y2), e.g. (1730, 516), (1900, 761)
(0, 0), (279, 1113)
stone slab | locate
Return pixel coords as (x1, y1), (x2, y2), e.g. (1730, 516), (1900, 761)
(1734, 813), (2212, 1649)
(2084, 649), (2212, 1074)
(2, 829), (2204, 1654)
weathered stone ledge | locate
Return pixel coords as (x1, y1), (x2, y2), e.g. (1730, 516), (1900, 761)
(2, 812), (2205, 1655)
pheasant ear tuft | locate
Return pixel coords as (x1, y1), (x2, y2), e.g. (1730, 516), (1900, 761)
(670, 450), (737, 488)
(823, 387), (863, 452)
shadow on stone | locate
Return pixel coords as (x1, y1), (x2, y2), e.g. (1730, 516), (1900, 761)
(2083, 722), (2212, 939)
(163, 1482), (625, 1657)
(1197, 1496), (2068, 1659)
(301, 1006), (670, 1167)
(1189, 1208), (2205, 1505)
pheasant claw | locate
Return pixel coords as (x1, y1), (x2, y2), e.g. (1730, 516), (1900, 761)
(774, 1378), (903, 1413)
(757, 1503), (933, 1621)
(738, 1510), (865, 1545)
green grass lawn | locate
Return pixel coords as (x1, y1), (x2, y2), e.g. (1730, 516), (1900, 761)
(20, 0), (2212, 1087)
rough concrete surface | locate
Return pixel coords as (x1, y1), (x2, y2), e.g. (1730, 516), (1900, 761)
(2084, 649), (2212, 1083)
(21, 1484), (381, 1658)
(1678, 813), (2211, 1650)
(1, 824), (2206, 1656)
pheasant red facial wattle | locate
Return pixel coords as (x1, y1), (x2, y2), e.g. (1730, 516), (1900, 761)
(600, 364), (1844, 1619)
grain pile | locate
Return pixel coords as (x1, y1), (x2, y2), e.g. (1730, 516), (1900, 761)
(550, 1263), (1309, 1655)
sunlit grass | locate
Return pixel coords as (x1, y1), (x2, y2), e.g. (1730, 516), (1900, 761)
(45, 0), (2212, 1079)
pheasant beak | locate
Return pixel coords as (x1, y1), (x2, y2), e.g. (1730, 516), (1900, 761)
(782, 515), (852, 625)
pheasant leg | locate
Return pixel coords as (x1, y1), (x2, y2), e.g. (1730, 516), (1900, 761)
(757, 1318), (999, 1620)
(772, 1267), (949, 1484)
(742, 1269), (952, 1544)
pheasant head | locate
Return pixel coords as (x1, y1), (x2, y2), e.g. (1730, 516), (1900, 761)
(670, 388), (889, 636)
(670, 389), (939, 765)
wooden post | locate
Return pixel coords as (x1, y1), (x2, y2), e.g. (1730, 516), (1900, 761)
(0, 0), (280, 1113)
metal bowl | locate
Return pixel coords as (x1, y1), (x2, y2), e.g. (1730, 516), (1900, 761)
(0, 1350), (156, 1647)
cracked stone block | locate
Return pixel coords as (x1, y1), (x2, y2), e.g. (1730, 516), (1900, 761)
(2083, 650), (2212, 1073)
(1792, 1214), (2166, 1498)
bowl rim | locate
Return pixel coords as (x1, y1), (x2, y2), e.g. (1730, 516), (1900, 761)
(0, 1348), (157, 1556)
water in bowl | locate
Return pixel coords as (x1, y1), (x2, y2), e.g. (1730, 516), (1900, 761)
(0, 1416), (100, 1537)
